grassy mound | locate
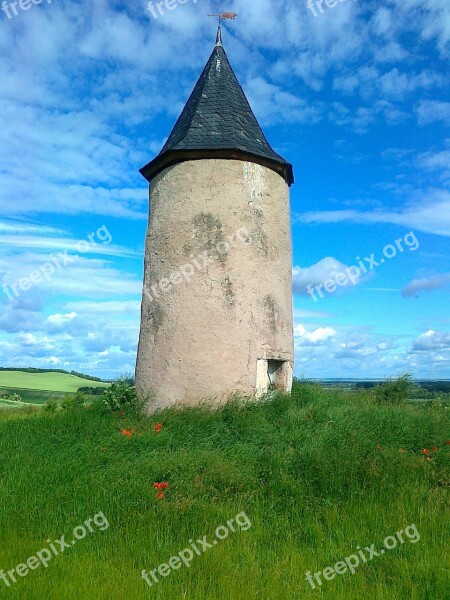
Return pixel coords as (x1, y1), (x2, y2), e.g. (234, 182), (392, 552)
(0, 383), (448, 599)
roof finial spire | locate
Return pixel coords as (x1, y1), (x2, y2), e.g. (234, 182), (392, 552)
(208, 12), (237, 46)
(216, 24), (223, 47)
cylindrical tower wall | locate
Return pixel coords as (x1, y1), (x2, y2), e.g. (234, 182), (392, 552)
(136, 158), (293, 411)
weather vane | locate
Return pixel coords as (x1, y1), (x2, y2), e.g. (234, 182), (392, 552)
(207, 11), (238, 25)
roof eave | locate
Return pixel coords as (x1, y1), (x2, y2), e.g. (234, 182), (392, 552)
(140, 149), (294, 187)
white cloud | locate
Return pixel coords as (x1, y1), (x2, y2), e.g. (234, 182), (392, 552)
(293, 322), (413, 378)
(402, 273), (450, 297)
(46, 312), (78, 326)
(0, 253), (142, 300)
(411, 330), (450, 352)
(0, 234), (139, 258)
(64, 301), (141, 316)
(246, 77), (322, 126)
(293, 257), (368, 297)
(298, 190), (450, 237)
(334, 67), (443, 101)
(0, 221), (66, 235)
(416, 101), (450, 126)
(295, 324), (337, 345)
(328, 100), (409, 133)
(336, 341), (378, 359)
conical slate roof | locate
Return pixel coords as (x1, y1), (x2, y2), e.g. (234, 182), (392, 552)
(140, 28), (294, 186)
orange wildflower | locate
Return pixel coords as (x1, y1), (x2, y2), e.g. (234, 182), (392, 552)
(153, 482), (169, 491)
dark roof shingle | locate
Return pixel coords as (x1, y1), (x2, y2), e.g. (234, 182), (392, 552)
(140, 30), (294, 185)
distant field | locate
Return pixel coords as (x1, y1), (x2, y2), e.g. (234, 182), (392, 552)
(0, 371), (109, 404)
(0, 371), (109, 392)
(0, 388), (77, 405)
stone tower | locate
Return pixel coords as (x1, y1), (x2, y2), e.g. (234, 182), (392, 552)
(136, 27), (295, 412)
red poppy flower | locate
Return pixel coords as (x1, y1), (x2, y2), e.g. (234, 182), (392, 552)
(120, 429), (132, 438)
(423, 449), (430, 456)
(446, 440), (450, 446)
(432, 446), (439, 452)
(153, 482), (169, 493)
(155, 423), (163, 433)
(157, 492), (164, 500)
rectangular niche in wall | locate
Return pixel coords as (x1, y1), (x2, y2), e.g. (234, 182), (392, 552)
(267, 360), (286, 390)
(256, 359), (293, 397)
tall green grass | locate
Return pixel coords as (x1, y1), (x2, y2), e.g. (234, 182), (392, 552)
(0, 383), (448, 599)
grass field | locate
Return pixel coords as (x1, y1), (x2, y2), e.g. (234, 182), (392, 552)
(0, 383), (448, 599)
(0, 371), (109, 405)
(0, 370), (109, 392)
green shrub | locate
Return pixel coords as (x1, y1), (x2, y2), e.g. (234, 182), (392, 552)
(102, 377), (141, 413)
(0, 390), (22, 402)
(373, 373), (413, 405)
(61, 392), (86, 411)
(44, 400), (57, 412)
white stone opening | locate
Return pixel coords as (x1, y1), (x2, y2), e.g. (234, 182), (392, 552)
(256, 359), (293, 397)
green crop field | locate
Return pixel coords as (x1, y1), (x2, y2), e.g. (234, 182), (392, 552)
(0, 371), (109, 405)
(0, 389), (75, 405)
(0, 371), (109, 393)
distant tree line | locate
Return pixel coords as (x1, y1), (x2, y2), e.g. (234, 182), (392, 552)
(0, 367), (105, 382)
(355, 380), (450, 394)
(77, 387), (106, 395)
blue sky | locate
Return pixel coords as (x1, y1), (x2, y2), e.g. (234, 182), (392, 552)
(0, 0), (449, 380)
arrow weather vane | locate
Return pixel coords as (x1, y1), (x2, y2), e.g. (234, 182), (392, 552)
(207, 11), (238, 24)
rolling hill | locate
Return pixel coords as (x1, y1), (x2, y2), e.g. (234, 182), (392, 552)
(0, 370), (109, 405)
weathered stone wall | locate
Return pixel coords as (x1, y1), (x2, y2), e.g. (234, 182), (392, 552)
(135, 158), (293, 412)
